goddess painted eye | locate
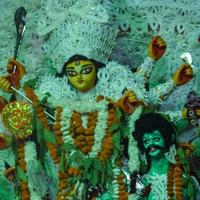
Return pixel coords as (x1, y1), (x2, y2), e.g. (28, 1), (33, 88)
(81, 67), (93, 74)
(67, 70), (78, 77)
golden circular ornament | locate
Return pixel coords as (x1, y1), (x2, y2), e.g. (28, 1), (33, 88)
(1, 101), (33, 140)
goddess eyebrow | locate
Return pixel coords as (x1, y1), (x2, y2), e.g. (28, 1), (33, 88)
(67, 64), (93, 69)
(81, 64), (94, 68)
(67, 67), (75, 70)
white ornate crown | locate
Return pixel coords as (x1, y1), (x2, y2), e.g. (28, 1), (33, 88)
(37, 0), (118, 72)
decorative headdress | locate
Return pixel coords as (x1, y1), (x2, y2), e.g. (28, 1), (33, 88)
(37, 0), (118, 72)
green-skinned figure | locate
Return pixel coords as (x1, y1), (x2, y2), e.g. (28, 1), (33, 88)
(132, 113), (200, 200)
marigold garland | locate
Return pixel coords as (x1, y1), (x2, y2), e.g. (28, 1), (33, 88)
(112, 171), (128, 200)
(53, 97), (117, 165)
(24, 87), (49, 130)
(24, 87), (61, 165)
(167, 144), (195, 200)
(56, 168), (81, 200)
(167, 164), (174, 200)
(174, 159), (183, 200)
(46, 142), (60, 164)
(167, 157), (183, 200)
(98, 132), (113, 161)
(98, 104), (117, 161)
(70, 104), (115, 160)
(56, 171), (69, 200)
(117, 173), (128, 200)
(53, 96), (121, 199)
(67, 167), (81, 176)
(54, 107), (64, 146)
(70, 111), (98, 154)
(107, 106), (118, 126)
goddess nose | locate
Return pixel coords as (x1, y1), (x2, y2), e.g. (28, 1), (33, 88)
(77, 73), (82, 79)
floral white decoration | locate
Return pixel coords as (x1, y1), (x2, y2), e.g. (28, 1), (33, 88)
(111, 168), (121, 199)
(148, 79), (176, 106)
(142, 173), (168, 200)
(128, 106), (142, 173)
(25, 141), (37, 163)
(136, 57), (155, 79)
(164, 144), (177, 164)
(128, 193), (140, 200)
(25, 141), (43, 200)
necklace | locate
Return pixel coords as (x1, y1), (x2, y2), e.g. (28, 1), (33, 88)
(56, 97), (109, 158)
(70, 111), (98, 154)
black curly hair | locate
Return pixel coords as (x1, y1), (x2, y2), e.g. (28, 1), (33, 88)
(133, 113), (176, 153)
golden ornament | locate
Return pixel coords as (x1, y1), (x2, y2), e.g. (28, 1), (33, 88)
(1, 101), (33, 140)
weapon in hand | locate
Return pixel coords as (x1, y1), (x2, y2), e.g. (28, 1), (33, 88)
(12, 7), (27, 73)
(9, 7), (55, 121)
(8, 7), (27, 101)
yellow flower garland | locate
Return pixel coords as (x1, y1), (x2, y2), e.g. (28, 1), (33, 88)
(167, 157), (183, 200)
(53, 97), (120, 199)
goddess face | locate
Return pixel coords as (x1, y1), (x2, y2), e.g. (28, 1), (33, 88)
(143, 130), (166, 158)
(66, 60), (97, 92)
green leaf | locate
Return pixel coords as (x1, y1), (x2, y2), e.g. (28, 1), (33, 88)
(67, 151), (82, 165)
(120, 125), (130, 137)
(182, 162), (190, 173)
(63, 143), (75, 152)
(109, 123), (120, 132)
(16, 166), (27, 182)
(59, 151), (65, 172)
(82, 158), (102, 185)
(115, 107), (122, 119)
(43, 129), (56, 143)
(177, 147), (186, 163)
(187, 179), (195, 200)
(193, 139), (200, 156)
(90, 169), (99, 186)
(93, 159), (101, 170)
(112, 131), (121, 160)
(82, 158), (92, 171)
(23, 78), (37, 89)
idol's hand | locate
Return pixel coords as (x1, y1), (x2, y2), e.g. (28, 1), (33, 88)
(173, 63), (193, 85)
(148, 35), (167, 60)
(0, 75), (21, 92)
(121, 90), (143, 114)
(7, 58), (26, 79)
(0, 77), (11, 92)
